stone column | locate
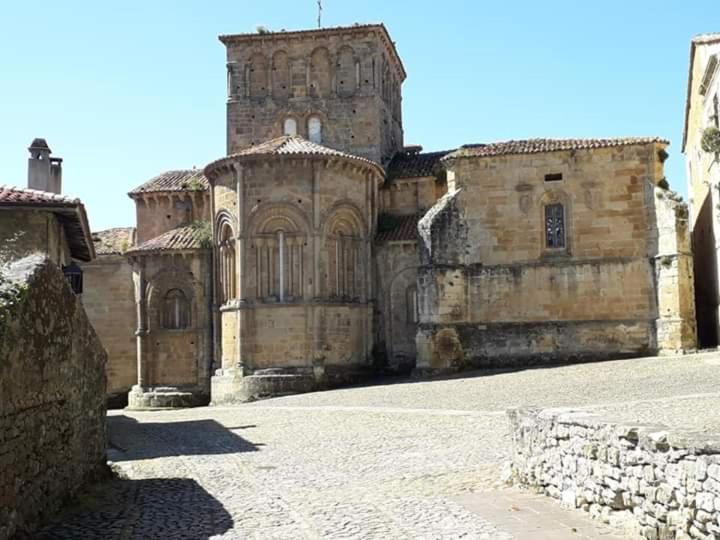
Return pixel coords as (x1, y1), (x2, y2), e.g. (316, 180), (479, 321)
(128, 258), (149, 408)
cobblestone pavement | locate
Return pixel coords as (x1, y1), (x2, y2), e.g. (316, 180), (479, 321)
(35, 352), (720, 539)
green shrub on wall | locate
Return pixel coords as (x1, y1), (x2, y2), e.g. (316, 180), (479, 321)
(701, 127), (720, 155)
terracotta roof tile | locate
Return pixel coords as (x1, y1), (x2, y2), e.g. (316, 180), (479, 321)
(205, 136), (384, 178)
(234, 135), (369, 159)
(386, 150), (452, 180)
(127, 223), (210, 254)
(444, 137), (667, 160)
(92, 227), (136, 256)
(129, 170), (208, 196)
(376, 213), (420, 243)
(0, 185), (80, 206)
(0, 185), (94, 261)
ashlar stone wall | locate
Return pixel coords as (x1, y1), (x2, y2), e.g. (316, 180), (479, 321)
(509, 407), (720, 540)
(208, 154), (381, 403)
(81, 253), (137, 400)
(416, 143), (696, 370)
(223, 25), (405, 164)
(0, 255), (107, 539)
(375, 240), (419, 371)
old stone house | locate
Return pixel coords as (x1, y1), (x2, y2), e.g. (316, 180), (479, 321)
(684, 33), (720, 348)
(82, 23), (697, 406)
(0, 139), (94, 267)
(0, 141), (107, 539)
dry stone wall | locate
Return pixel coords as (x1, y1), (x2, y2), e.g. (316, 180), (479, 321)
(509, 407), (720, 539)
(0, 255), (107, 539)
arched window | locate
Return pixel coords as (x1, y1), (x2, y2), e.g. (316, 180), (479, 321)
(336, 46), (356, 96)
(407, 286), (418, 324)
(271, 51), (290, 100)
(545, 203), (566, 249)
(251, 207), (308, 302)
(310, 47), (331, 97)
(218, 223), (236, 303)
(325, 212), (363, 301)
(283, 117), (297, 136)
(248, 53), (268, 97)
(162, 289), (190, 329)
(308, 116), (322, 144)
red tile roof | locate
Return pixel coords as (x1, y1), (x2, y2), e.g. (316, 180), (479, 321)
(387, 150), (452, 180)
(127, 223), (210, 254)
(444, 137), (667, 160)
(0, 185), (94, 261)
(0, 185), (80, 206)
(376, 213), (421, 243)
(205, 136), (384, 179)
(129, 170), (208, 196)
(92, 227), (136, 256)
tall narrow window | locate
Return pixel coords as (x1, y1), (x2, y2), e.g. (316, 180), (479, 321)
(283, 117), (297, 136)
(545, 203), (566, 249)
(277, 230), (286, 302)
(163, 289), (190, 329)
(308, 116), (322, 143)
(407, 286), (418, 324)
(714, 94), (719, 128)
(219, 223), (236, 303)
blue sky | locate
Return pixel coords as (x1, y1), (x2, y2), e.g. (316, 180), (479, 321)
(0, 1), (714, 231)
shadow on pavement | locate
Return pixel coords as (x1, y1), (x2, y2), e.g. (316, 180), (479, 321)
(32, 477), (233, 540)
(108, 415), (262, 462)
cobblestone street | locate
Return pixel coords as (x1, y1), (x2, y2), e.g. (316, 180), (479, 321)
(36, 353), (720, 539)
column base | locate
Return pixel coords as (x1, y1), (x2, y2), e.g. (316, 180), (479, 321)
(126, 385), (207, 409)
(210, 368), (316, 405)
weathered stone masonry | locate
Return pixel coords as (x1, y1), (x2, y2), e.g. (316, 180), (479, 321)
(509, 407), (720, 539)
(0, 256), (107, 540)
(416, 140), (697, 371)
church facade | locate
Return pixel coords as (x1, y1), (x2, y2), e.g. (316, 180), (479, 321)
(81, 23), (697, 407)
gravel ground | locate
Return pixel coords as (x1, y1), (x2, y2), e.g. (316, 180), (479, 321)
(33, 351), (720, 539)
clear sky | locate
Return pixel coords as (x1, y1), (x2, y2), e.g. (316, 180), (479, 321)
(0, 1), (714, 231)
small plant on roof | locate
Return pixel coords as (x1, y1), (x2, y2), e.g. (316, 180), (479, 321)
(181, 177), (205, 191)
(657, 177), (670, 190)
(701, 127), (720, 155)
(256, 25), (270, 34)
(657, 148), (669, 163)
(190, 220), (212, 249)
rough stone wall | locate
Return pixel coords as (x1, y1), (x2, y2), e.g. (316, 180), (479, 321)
(509, 407), (720, 540)
(653, 188), (697, 351)
(375, 241), (418, 370)
(381, 176), (441, 216)
(224, 27), (404, 164)
(81, 253), (137, 399)
(134, 192), (210, 244)
(0, 255), (107, 539)
(416, 143), (696, 370)
(0, 211), (71, 266)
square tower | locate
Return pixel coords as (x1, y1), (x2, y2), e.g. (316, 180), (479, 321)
(220, 23), (406, 165)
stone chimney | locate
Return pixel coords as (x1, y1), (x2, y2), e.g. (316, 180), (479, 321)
(28, 138), (62, 194)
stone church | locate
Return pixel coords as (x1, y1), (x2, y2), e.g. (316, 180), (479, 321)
(81, 23), (697, 408)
